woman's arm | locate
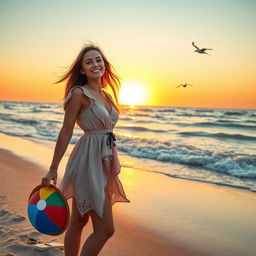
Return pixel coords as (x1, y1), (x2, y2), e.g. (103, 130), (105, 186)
(42, 88), (89, 186)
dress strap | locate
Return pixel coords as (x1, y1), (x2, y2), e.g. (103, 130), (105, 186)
(81, 87), (96, 99)
(64, 86), (95, 109)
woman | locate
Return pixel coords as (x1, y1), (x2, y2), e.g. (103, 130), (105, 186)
(41, 43), (130, 256)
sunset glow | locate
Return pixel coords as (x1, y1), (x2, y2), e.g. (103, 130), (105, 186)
(119, 82), (148, 106)
(0, 0), (255, 109)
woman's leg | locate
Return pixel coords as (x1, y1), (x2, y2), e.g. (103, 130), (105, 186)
(64, 198), (90, 256)
(80, 191), (114, 256)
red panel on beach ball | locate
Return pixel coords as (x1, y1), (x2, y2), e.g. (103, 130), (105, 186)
(28, 190), (40, 205)
(44, 205), (68, 228)
(27, 185), (70, 236)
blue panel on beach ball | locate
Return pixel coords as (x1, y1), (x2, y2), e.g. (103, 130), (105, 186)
(28, 204), (38, 228)
(36, 210), (62, 235)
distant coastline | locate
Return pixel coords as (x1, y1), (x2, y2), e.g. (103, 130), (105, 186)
(0, 99), (255, 110)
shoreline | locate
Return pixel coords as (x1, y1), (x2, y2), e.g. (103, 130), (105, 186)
(0, 132), (255, 194)
(1, 133), (256, 255)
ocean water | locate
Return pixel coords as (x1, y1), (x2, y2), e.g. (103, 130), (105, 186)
(1, 101), (256, 191)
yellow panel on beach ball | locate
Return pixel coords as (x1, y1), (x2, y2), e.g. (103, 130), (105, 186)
(40, 187), (55, 200)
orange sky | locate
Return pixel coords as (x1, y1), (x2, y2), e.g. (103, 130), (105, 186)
(1, 0), (256, 109)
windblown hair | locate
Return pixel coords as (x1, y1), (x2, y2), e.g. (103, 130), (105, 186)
(55, 43), (121, 111)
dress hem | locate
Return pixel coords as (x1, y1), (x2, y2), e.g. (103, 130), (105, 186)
(62, 194), (130, 219)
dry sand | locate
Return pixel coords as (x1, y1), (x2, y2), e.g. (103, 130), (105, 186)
(0, 147), (186, 256)
(1, 133), (256, 256)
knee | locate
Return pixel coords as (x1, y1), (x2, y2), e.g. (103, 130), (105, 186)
(71, 215), (89, 229)
(78, 218), (88, 229)
(105, 226), (115, 238)
(96, 226), (115, 240)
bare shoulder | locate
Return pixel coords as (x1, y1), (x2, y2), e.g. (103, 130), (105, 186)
(70, 87), (90, 103)
(65, 87), (90, 111)
(71, 87), (84, 97)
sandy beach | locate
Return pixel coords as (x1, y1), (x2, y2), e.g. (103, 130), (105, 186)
(1, 133), (256, 256)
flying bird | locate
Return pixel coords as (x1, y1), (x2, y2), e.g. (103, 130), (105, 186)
(177, 83), (193, 88)
(192, 42), (212, 55)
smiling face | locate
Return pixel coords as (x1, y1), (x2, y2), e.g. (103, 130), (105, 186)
(81, 50), (105, 80)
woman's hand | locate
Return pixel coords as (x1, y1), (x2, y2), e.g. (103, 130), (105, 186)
(41, 169), (58, 187)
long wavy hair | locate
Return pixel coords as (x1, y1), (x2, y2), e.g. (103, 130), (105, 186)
(55, 43), (121, 112)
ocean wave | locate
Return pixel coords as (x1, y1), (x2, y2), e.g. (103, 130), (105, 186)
(31, 108), (43, 113)
(122, 114), (171, 122)
(153, 114), (170, 121)
(245, 120), (256, 124)
(39, 104), (51, 108)
(116, 135), (256, 179)
(119, 117), (136, 121)
(2, 103), (16, 110)
(179, 131), (256, 141)
(194, 109), (214, 113)
(175, 113), (215, 118)
(129, 113), (152, 117)
(31, 105), (53, 112)
(156, 172), (256, 192)
(31, 108), (61, 115)
(158, 109), (176, 113)
(135, 120), (155, 124)
(119, 117), (154, 124)
(224, 111), (246, 116)
(175, 121), (256, 130)
(0, 114), (39, 126)
(116, 126), (168, 133)
(136, 108), (154, 112)
(0, 130), (35, 139)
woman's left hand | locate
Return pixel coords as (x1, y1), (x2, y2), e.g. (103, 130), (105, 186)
(41, 169), (58, 187)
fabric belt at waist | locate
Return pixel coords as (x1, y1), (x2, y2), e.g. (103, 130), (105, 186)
(85, 129), (113, 134)
(84, 129), (116, 149)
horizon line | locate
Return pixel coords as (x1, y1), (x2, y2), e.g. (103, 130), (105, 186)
(0, 99), (255, 110)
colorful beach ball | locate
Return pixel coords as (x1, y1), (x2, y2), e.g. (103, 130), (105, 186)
(28, 185), (70, 235)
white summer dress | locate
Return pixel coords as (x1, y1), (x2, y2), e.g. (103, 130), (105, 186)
(59, 86), (130, 218)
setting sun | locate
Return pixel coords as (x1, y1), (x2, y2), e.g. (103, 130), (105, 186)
(119, 82), (148, 106)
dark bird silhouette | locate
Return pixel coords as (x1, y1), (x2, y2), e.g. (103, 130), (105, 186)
(177, 83), (193, 88)
(192, 42), (212, 55)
